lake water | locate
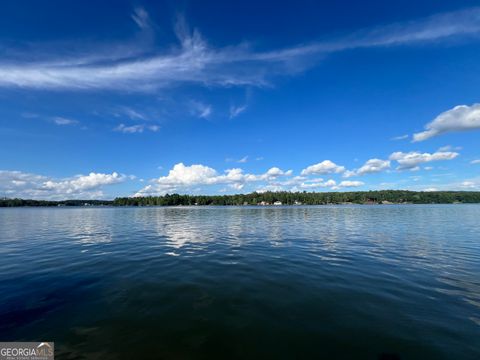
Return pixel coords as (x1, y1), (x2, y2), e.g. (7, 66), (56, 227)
(0, 205), (479, 359)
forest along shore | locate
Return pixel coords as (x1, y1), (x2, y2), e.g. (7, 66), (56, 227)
(2, 190), (480, 207)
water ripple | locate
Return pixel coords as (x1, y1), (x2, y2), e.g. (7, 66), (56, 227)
(0, 205), (479, 359)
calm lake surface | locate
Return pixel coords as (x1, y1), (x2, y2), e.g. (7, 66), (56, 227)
(0, 205), (479, 359)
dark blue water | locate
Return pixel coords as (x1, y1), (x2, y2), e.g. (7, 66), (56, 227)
(1, 205), (479, 359)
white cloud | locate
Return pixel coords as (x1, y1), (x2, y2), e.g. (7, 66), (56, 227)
(471, 159), (480, 164)
(438, 145), (462, 152)
(120, 107), (147, 120)
(461, 181), (476, 188)
(1, 7), (480, 91)
(357, 159), (390, 175)
(190, 101), (212, 119)
(337, 180), (364, 188)
(229, 104), (247, 118)
(0, 170), (128, 199)
(301, 160), (345, 175)
(256, 185), (287, 193)
(257, 176), (337, 192)
(157, 163), (217, 186)
(345, 158), (391, 177)
(413, 104), (480, 141)
(233, 172), (352, 193)
(342, 170), (356, 178)
(389, 150), (459, 170)
(134, 163), (293, 196)
(148, 125), (160, 132)
(131, 7), (151, 30)
(53, 117), (78, 125)
(225, 156), (248, 163)
(294, 179), (337, 190)
(114, 123), (159, 133)
(391, 134), (409, 141)
(42, 172), (125, 193)
(237, 156), (248, 163)
(263, 167), (293, 178)
(408, 177), (480, 191)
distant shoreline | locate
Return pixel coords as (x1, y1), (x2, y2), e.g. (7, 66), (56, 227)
(2, 190), (480, 207)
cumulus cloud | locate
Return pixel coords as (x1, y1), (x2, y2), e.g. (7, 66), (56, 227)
(114, 123), (160, 133)
(0, 170), (128, 199)
(335, 180), (365, 189)
(261, 167), (293, 178)
(1, 7), (480, 91)
(457, 178), (480, 190)
(258, 177), (340, 192)
(409, 177), (480, 191)
(256, 185), (288, 193)
(134, 163), (295, 196)
(357, 159), (390, 175)
(42, 172), (125, 192)
(344, 158), (391, 177)
(389, 150), (459, 170)
(135, 162), (362, 195)
(301, 160), (345, 175)
(294, 179), (337, 190)
(413, 104), (480, 141)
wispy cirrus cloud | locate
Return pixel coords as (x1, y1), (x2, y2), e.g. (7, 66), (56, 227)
(114, 123), (160, 133)
(131, 7), (152, 30)
(189, 101), (212, 119)
(118, 106), (147, 120)
(229, 104), (247, 118)
(391, 134), (409, 141)
(1, 7), (480, 91)
(52, 116), (78, 126)
(237, 156), (248, 163)
(226, 156), (249, 163)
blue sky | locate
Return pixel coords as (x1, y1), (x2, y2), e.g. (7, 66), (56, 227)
(1, 0), (480, 199)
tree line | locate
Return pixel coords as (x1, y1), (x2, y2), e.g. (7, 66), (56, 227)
(2, 191), (480, 207)
(0, 199), (112, 207)
(113, 190), (480, 206)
